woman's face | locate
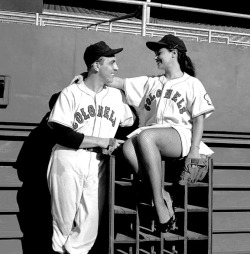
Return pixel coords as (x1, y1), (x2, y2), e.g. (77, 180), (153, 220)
(154, 47), (174, 70)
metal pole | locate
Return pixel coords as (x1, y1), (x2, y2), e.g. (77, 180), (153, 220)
(109, 22), (112, 33)
(35, 13), (39, 26)
(100, 0), (250, 20)
(141, 3), (147, 36)
(146, 0), (151, 23)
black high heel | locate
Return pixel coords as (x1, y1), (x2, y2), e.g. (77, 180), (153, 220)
(158, 215), (176, 233)
(159, 190), (176, 233)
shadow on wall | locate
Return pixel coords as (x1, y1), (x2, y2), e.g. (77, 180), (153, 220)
(14, 92), (60, 254)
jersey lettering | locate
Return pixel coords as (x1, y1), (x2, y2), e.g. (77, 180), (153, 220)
(80, 108), (90, 120)
(103, 106), (110, 119)
(145, 104), (150, 111)
(109, 110), (116, 127)
(179, 107), (187, 114)
(177, 98), (184, 108)
(156, 89), (162, 98)
(88, 105), (95, 117)
(164, 89), (172, 99)
(144, 89), (186, 114)
(149, 93), (155, 102)
(73, 105), (117, 129)
(75, 112), (83, 124)
(97, 105), (103, 117)
(172, 92), (181, 102)
(146, 98), (151, 105)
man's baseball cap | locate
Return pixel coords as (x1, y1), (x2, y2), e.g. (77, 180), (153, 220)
(146, 34), (187, 53)
(84, 41), (123, 68)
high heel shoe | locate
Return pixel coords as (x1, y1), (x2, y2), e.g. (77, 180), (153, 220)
(158, 215), (176, 233)
(159, 190), (176, 233)
(162, 190), (175, 218)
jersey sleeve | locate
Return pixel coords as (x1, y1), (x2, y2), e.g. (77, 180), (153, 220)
(124, 76), (150, 107)
(119, 91), (136, 127)
(48, 89), (75, 129)
(189, 79), (215, 119)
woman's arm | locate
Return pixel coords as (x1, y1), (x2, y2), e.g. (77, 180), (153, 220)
(187, 114), (204, 159)
(70, 73), (125, 91)
(109, 77), (125, 90)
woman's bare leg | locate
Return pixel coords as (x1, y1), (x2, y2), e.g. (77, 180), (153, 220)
(136, 128), (182, 224)
(122, 136), (143, 177)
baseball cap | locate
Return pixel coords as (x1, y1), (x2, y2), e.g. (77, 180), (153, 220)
(84, 41), (123, 68)
(146, 34), (187, 53)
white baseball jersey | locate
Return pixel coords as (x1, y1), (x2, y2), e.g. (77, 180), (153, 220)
(47, 82), (134, 254)
(124, 72), (215, 156)
(48, 82), (134, 137)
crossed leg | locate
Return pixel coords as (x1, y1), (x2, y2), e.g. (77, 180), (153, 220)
(123, 127), (182, 224)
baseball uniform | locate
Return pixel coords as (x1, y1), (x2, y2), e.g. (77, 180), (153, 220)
(47, 82), (134, 254)
(124, 72), (215, 156)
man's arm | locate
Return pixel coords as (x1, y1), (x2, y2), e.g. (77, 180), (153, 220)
(51, 122), (124, 150)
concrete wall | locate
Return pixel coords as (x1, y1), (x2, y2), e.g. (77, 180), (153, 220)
(1, 22), (250, 132)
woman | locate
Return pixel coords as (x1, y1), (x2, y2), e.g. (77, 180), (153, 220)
(71, 34), (215, 233)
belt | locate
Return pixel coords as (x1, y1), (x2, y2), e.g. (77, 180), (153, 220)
(83, 148), (102, 153)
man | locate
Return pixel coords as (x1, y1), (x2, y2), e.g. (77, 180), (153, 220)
(47, 41), (135, 254)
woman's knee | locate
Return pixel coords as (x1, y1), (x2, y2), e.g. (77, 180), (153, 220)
(137, 129), (155, 146)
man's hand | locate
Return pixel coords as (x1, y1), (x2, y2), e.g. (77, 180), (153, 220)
(102, 138), (125, 155)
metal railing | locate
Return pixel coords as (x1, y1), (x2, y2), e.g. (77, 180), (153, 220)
(1, 3), (250, 47)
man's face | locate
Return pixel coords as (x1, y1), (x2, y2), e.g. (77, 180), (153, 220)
(98, 56), (119, 83)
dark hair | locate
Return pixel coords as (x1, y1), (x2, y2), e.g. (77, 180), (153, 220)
(87, 56), (105, 71)
(167, 47), (196, 77)
(177, 51), (196, 77)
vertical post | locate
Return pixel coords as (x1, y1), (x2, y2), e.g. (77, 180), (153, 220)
(208, 30), (212, 43)
(184, 184), (188, 254)
(146, 0), (151, 23)
(108, 156), (116, 254)
(35, 13), (39, 26)
(109, 22), (113, 33)
(141, 3), (147, 36)
(208, 158), (213, 254)
(160, 160), (165, 254)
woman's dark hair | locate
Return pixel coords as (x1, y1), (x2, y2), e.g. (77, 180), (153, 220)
(177, 51), (196, 77)
(167, 46), (196, 77)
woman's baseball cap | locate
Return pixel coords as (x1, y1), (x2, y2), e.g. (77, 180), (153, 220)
(146, 34), (187, 53)
(84, 41), (123, 68)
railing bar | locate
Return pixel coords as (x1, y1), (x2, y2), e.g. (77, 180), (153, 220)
(101, 0), (250, 20)
(0, 11), (35, 16)
(148, 22), (250, 37)
(1, 9), (250, 46)
(0, 19), (35, 24)
(2, 10), (250, 37)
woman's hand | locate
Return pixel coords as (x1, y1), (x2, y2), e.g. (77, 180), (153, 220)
(186, 146), (200, 159)
(70, 75), (83, 85)
(70, 72), (88, 85)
